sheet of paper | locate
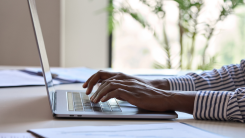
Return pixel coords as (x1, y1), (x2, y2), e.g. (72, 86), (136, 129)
(28, 122), (224, 138)
(26, 67), (98, 83)
(0, 70), (60, 87)
(0, 133), (36, 138)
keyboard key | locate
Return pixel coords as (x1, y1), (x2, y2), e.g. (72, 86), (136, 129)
(84, 105), (92, 108)
(101, 106), (110, 109)
(83, 103), (91, 106)
(75, 106), (83, 109)
(83, 95), (90, 99)
(73, 98), (81, 102)
(100, 102), (110, 107)
(102, 108), (111, 112)
(91, 102), (101, 107)
(111, 108), (121, 112)
(69, 92), (124, 113)
(67, 92), (74, 111)
(75, 108), (83, 111)
(84, 108), (93, 112)
(75, 104), (83, 108)
(84, 105), (93, 110)
(110, 105), (120, 108)
(83, 99), (90, 103)
(73, 93), (80, 97)
(82, 93), (88, 96)
(74, 101), (82, 104)
(108, 98), (118, 106)
(93, 107), (102, 112)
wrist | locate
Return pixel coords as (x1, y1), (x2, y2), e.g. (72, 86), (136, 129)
(170, 91), (197, 114)
(149, 79), (170, 90)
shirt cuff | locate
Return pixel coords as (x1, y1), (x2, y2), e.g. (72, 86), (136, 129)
(226, 89), (244, 122)
(193, 91), (231, 121)
(166, 75), (195, 91)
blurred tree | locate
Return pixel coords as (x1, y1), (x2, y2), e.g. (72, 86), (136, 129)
(107, 0), (245, 70)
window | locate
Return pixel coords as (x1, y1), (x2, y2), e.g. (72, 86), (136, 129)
(111, 0), (245, 70)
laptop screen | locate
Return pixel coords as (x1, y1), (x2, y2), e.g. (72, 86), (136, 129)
(28, 0), (55, 112)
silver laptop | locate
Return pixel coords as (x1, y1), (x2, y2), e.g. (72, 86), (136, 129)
(28, 0), (177, 119)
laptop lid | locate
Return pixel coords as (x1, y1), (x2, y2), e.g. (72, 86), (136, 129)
(28, 0), (56, 113)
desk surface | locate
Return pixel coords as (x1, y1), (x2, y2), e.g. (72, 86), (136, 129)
(0, 71), (245, 138)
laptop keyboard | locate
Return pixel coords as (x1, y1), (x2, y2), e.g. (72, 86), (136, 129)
(67, 92), (121, 112)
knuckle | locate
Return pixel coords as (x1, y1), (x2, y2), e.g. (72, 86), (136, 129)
(108, 82), (116, 87)
(103, 79), (113, 86)
(98, 70), (104, 74)
(116, 88), (123, 92)
(115, 88), (123, 96)
(98, 70), (103, 72)
(118, 72), (125, 76)
(124, 85), (130, 90)
(106, 79), (113, 83)
(129, 79), (136, 82)
(101, 80), (106, 84)
(128, 81), (135, 85)
(102, 80), (109, 84)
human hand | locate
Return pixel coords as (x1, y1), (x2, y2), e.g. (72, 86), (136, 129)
(90, 79), (174, 112)
(84, 71), (196, 114)
(83, 70), (153, 95)
(83, 70), (170, 95)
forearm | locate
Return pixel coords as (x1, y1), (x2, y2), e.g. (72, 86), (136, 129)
(171, 88), (245, 123)
(148, 79), (196, 114)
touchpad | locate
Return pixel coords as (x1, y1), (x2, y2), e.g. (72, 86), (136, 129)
(117, 100), (168, 114)
(117, 100), (138, 112)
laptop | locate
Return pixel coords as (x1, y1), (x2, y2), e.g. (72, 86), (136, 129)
(27, 0), (178, 119)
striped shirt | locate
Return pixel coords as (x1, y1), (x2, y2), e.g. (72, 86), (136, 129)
(167, 59), (245, 122)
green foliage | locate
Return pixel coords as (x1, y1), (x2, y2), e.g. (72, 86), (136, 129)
(217, 5), (245, 67)
(107, 0), (245, 70)
(153, 61), (166, 69)
(197, 55), (218, 70)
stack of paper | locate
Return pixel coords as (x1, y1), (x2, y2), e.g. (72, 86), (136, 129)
(25, 67), (98, 83)
(0, 133), (36, 138)
(0, 70), (60, 87)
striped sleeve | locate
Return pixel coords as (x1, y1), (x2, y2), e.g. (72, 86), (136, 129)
(167, 59), (245, 122)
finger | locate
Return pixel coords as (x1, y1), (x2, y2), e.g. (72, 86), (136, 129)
(91, 79), (121, 101)
(85, 74), (99, 95)
(92, 72), (132, 93)
(85, 70), (116, 95)
(115, 97), (124, 101)
(103, 73), (127, 81)
(83, 73), (95, 88)
(90, 80), (111, 100)
(93, 82), (132, 103)
(101, 88), (136, 105)
(91, 79), (122, 101)
(91, 74), (131, 97)
(91, 80), (136, 101)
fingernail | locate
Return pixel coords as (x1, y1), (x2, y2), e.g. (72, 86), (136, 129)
(101, 97), (105, 102)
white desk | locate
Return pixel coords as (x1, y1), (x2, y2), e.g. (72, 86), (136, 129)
(0, 68), (245, 137)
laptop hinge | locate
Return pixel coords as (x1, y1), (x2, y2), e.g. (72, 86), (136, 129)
(52, 92), (56, 113)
